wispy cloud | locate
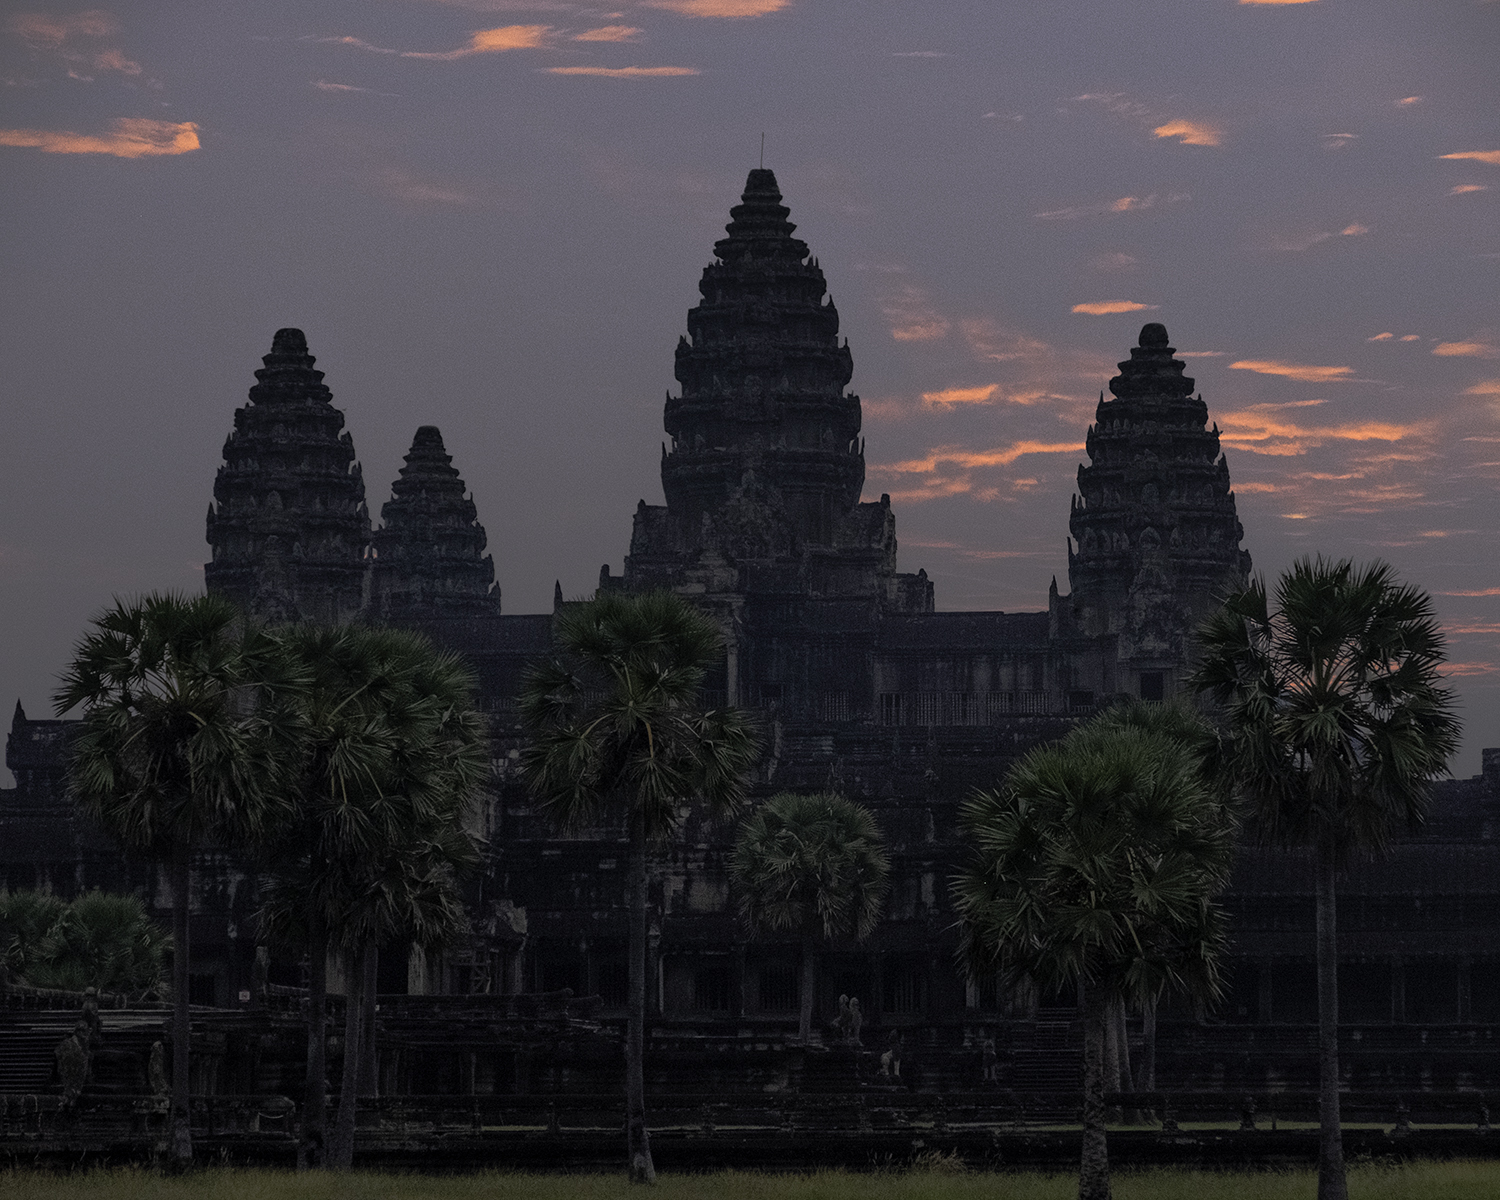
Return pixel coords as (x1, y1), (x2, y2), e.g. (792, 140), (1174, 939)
(1153, 119), (1223, 147)
(1072, 300), (1157, 316)
(641, 0), (790, 15)
(1229, 359), (1354, 382)
(1440, 151), (1500, 166)
(893, 51), (950, 58)
(1451, 184), (1490, 195)
(882, 285), (949, 342)
(1369, 332), (1394, 341)
(380, 167), (475, 204)
(1340, 223), (1371, 236)
(1433, 340), (1497, 358)
(573, 25), (642, 41)
(10, 9), (142, 79)
(881, 439), (1084, 476)
(1035, 193), (1187, 221)
(1218, 406), (1422, 456)
(0, 117), (199, 157)
(1238, 0), (1319, 5)
(1443, 588), (1500, 597)
(1091, 252), (1137, 271)
(1396, 95), (1423, 106)
(546, 65), (698, 76)
(313, 79), (397, 94)
(921, 385), (997, 407)
(320, 24), (552, 59)
(1322, 132), (1357, 150)
(1464, 380), (1500, 395)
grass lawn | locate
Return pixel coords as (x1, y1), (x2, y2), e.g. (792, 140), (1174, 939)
(6, 1163), (1500, 1200)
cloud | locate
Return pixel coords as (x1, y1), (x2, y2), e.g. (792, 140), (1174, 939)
(921, 385), (998, 407)
(573, 25), (642, 41)
(1433, 341), (1497, 358)
(1451, 184), (1490, 195)
(1229, 359), (1354, 382)
(1217, 408), (1422, 456)
(1368, 332), (1394, 341)
(1396, 96), (1423, 106)
(1440, 151), (1500, 166)
(1072, 300), (1157, 316)
(881, 440), (1084, 476)
(324, 24), (552, 59)
(893, 51), (950, 57)
(1152, 119), (1223, 147)
(1178, 351), (1224, 358)
(1464, 380), (1500, 395)
(1400, 334), (1421, 341)
(1443, 662), (1500, 677)
(641, 0), (790, 15)
(1092, 252), (1136, 271)
(882, 285), (950, 342)
(1443, 588), (1500, 597)
(314, 79), (381, 93)
(0, 117), (199, 157)
(10, 9), (142, 78)
(546, 65), (699, 76)
(380, 167), (476, 205)
(1322, 132), (1357, 150)
(1036, 192), (1188, 220)
(1339, 223), (1371, 236)
(1238, 0), (1319, 5)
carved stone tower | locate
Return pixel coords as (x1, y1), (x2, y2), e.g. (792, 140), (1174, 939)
(205, 328), (370, 624)
(1066, 322), (1251, 698)
(372, 425), (500, 621)
(620, 169), (931, 612)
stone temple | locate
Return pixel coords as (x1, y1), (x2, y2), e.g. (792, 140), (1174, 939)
(5, 168), (1500, 1096)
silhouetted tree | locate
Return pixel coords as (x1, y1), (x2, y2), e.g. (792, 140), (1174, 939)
(1192, 557), (1460, 1200)
(731, 791), (889, 1042)
(520, 591), (759, 1184)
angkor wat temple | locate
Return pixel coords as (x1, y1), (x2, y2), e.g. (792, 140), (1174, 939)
(5, 169), (1500, 1107)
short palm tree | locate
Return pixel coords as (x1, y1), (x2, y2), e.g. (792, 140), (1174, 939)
(55, 592), (300, 1165)
(520, 590), (760, 1184)
(953, 719), (1235, 1200)
(730, 792), (890, 1042)
(14, 890), (169, 998)
(258, 624), (486, 1170)
(1192, 557), (1459, 1200)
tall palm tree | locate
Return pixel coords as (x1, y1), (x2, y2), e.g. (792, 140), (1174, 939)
(730, 792), (890, 1042)
(953, 719), (1235, 1200)
(55, 592), (300, 1165)
(1192, 557), (1459, 1200)
(258, 624), (486, 1170)
(520, 590), (760, 1184)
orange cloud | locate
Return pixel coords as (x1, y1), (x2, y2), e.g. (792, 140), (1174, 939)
(1433, 341), (1497, 358)
(1238, 0), (1319, 4)
(1396, 96), (1423, 106)
(881, 440), (1084, 476)
(882, 286), (949, 342)
(574, 26), (642, 41)
(1465, 380), (1500, 396)
(1153, 119), (1223, 147)
(546, 65), (699, 76)
(1441, 151), (1500, 166)
(1229, 360), (1354, 382)
(1035, 193), (1187, 220)
(642, 0), (790, 14)
(1442, 662), (1499, 677)
(403, 24), (551, 58)
(1368, 332), (1394, 341)
(1443, 588), (1500, 597)
(1217, 409), (1422, 456)
(1451, 184), (1489, 195)
(922, 385), (997, 407)
(1340, 223), (1370, 236)
(10, 10), (117, 46)
(0, 118), (199, 158)
(1072, 300), (1157, 316)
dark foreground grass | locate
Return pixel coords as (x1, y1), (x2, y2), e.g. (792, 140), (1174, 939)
(5, 1163), (1500, 1200)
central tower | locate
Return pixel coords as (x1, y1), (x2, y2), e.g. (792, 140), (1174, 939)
(620, 169), (931, 613)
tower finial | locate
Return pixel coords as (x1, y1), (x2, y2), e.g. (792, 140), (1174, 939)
(760, 132), (765, 169)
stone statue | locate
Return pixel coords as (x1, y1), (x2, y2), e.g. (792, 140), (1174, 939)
(834, 993), (851, 1040)
(148, 1040), (169, 1097)
(879, 1029), (902, 1078)
(847, 997), (863, 1045)
(55, 1024), (89, 1105)
(981, 1035), (999, 1084)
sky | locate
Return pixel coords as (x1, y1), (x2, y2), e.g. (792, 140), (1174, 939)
(2, 0), (1498, 776)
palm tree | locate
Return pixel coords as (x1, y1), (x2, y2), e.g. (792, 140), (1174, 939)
(952, 718), (1235, 1200)
(55, 592), (300, 1166)
(6, 890), (170, 998)
(520, 590), (760, 1184)
(1191, 557), (1459, 1200)
(730, 792), (890, 1042)
(258, 624), (486, 1170)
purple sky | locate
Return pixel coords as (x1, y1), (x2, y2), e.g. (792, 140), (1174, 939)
(3, 0), (1498, 775)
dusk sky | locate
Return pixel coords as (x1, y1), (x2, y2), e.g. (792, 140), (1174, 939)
(2, 1), (1498, 776)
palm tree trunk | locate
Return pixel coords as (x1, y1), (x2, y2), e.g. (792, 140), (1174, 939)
(302, 908), (329, 1169)
(1079, 984), (1111, 1200)
(1315, 834), (1347, 1200)
(626, 807), (656, 1184)
(359, 943), (379, 1097)
(1137, 998), (1156, 1094)
(330, 941), (369, 1169)
(169, 843), (193, 1167)
(797, 935), (817, 1043)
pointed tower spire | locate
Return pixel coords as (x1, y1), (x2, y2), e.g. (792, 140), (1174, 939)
(205, 328), (370, 625)
(371, 426), (500, 620)
(1067, 323), (1251, 694)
